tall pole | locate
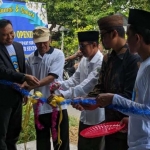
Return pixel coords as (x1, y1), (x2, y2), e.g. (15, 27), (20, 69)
(61, 31), (64, 51)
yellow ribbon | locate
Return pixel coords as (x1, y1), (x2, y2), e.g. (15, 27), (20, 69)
(57, 105), (63, 149)
(49, 95), (65, 106)
(22, 91), (43, 130)
(22, 93), (65, 150)
(34, 91), (43, 98)
(48, 95), (65, 149)
(22, 91), (43, 150)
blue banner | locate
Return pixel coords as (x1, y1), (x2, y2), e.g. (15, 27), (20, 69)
(0, 0), (48, 56)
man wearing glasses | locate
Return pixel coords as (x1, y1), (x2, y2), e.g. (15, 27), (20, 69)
(51, 31), (105, 150)
(87, 15), (141, 150)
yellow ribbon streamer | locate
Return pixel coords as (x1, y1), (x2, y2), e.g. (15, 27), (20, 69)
(49, 96), (64, 105)
(22, 93), (65, 150)
(48, 95), (65, 149)
(22, 91), (43, 150)
(57, 105), (63, 149)
(22, 91), (43, 130)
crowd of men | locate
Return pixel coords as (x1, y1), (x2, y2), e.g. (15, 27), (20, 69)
(0, 8), (150, 150)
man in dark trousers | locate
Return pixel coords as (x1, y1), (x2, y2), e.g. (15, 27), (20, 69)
(0, 19), (40, 150)
(26, 27), (69, 150)
(87, 15), (141, 150)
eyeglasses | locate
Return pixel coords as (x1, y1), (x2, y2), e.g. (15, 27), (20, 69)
(100, 30), (113, 40)
(79, 43), (91, 50)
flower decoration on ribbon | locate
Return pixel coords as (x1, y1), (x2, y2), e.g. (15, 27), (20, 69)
(47, 93), (65, 148)
(1, 79), (150, 148)
(0, 80), (46, 130)
(1, 80), (150, 116)
(47, 95), (65, 107)
(0, 80), (47, 103)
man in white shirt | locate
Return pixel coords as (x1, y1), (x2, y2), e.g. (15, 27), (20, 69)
(95, 9), (150, 150)
(52, 31), (105, 150)
(26, 27), (69, 150)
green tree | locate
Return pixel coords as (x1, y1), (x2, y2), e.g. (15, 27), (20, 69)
(30, 0), (150, 55)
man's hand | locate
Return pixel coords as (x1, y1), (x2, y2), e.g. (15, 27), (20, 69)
(21, 83), (36, 91)
(80, 104), (100, 110)
(74, 63), (79, 70)
(76, 50), (83, 57)
(24, 74), (40, 86)
(47, 94), (54, 103)
(120, 117), (128, 133)
(21, 82), (29, 89)
(50, 82), (61, 92)
(96, 93), (114, 107)
(72, 104), (84, 111)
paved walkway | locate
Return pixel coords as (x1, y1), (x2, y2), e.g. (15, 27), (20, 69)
(17, 140), (77, 150)
(67, 105), (81, 119)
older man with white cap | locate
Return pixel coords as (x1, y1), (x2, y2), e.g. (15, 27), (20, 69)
(25, 27), (69, 150)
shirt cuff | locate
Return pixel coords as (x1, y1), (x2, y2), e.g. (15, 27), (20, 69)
(48, 73), (58, 79)
(60, 90), (71, 99)
(112, 94), (119, 105)
(59, 81), (64, 85)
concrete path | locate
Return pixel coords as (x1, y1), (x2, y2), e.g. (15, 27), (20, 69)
(67, 105), (81, 119)
(17, 140), (77, 150)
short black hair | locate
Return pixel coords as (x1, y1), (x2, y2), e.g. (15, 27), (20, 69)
(112, 26), (125, 38)
(104, 26), (125, 38)
(0, 19), (12, 28)
(129, 25), (150, 45)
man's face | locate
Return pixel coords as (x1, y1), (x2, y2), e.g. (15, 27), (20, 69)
(126, 26), (139, 54)
(35, 40), (50, 55)
(79, 42), (94, 58)
(100, 30), (113, 50)
(0, 23), (14, 45)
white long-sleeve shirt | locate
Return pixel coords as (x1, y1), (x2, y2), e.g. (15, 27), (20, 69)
(59, 50), (105, 125)
(112, 57), (150, 150)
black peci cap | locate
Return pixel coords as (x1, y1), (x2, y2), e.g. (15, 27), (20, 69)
(78, 31), (99, 42)
(128, 9), (150, 30)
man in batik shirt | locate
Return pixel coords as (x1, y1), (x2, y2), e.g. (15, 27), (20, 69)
(87, 14), (141, 150)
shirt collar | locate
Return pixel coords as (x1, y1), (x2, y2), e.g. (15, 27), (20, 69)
(34, 46), (54, 56)
(86, 50), (102, 63)
(110, 44), (128, 60)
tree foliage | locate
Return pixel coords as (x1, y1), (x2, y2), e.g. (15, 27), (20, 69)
(31, 0), (150, 55)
